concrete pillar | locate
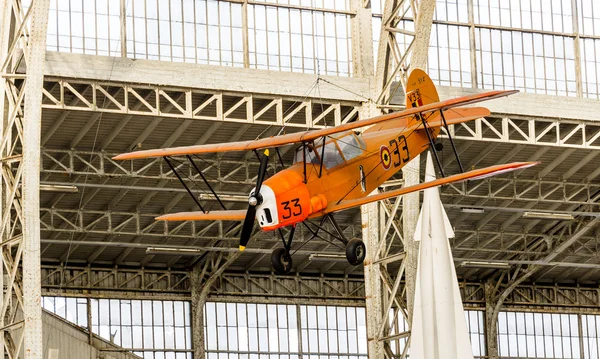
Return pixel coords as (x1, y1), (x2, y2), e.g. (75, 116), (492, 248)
(354, 3), (382, 355)
(351, 0), (374, 78)
(403, 0), (436, 322)
(191, 252), (241, 358)
(191, 263), (206, 359)
(571, 0), (583, 97)
(484, 282), (499, 359)
(401, 162), (420, 320)
(362, 200), (384, 359)
(22, 1), (51, 357)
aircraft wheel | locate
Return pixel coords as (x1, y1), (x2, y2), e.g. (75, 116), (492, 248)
(271, 248), (293, 274)
(435, 142), (444, 151)
(346, 238), (366, 266)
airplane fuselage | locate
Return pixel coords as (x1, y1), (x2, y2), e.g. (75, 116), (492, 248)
(253, 117), (439, 231)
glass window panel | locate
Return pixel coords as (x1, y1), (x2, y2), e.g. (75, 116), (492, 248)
(216, 303), (227, 327)
(99, 299), (110, 325)
(227, 303), (237, 327)
(143, 301), (153, 326)
(174, 302), (185, 326)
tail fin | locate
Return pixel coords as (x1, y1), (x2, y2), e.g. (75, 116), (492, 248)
(405, 69), (439, 108)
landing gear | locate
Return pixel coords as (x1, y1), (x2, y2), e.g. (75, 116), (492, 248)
(270, 216), (367, 274)
(271, 226), (296, 274)
(271, 248), (293, 274)
(345, 238), (366, 265)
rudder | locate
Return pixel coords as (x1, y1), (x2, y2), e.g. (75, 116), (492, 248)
(405, 69), (439, 108)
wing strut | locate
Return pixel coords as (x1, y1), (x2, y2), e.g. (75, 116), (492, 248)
(164, 157), (206, 213)
(440, 110), (465, 173)
(318, 136), (326, 178)
(302, 142), (307, 183)
(187, 155), (226, 210)
(275, 148), (285, 169)
(419, 112), (446, 177)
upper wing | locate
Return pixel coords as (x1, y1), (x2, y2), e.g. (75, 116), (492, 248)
(424, 107), (491, 128)
(113, 90), (516, 160)
(319, 161), (538, 215)
(156, 209), (246, 221)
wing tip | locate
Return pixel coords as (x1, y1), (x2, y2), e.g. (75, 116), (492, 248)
(519, 161), (540, 168)
(112, 153), (128, 161)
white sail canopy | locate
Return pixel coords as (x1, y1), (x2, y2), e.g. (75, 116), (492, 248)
(410, 152), (474, 359)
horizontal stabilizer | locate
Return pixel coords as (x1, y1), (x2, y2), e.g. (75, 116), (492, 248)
(320, 161), (538, 214)
(113, 90), (516, 160)
(156, 210), (247, 221)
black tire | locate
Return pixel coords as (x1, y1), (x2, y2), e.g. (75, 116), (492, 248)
(346, 238), (366, 266)
(271, 248), (293, 274)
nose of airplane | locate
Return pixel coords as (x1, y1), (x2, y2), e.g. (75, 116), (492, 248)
(253, 185), (278, 228)
(255, 170), (316, 230)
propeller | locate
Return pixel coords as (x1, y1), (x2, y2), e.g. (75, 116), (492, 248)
(239, 149), (270, 251)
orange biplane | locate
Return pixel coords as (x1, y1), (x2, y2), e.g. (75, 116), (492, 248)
(114, 69), (537, 273)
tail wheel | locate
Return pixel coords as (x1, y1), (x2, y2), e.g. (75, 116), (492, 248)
(271, 248), (293, 274)
(346, 238), (366, 266)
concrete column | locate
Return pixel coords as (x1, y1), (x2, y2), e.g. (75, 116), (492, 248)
(401, 162), (420, 320)
(373, 0), (395, 97)
(484, 282), (499, 359)
(22, 0), (51, 357)
(191, 252), (241, 358)
(191, 263), (206, 359)
(410, 0), (436, 70)
(403, 0), (436, 321)
(241, 0), (250, 68)
(351, 0), (374, 78)
(571, 0), (583, 97)
(120, 0), (127, 57)
(467, 0), (478, 88)
(362, 199), (384, 359)
(356, 4), (382, 356)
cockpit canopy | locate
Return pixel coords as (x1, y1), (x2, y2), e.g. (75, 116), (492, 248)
(293, 132), (365, 170)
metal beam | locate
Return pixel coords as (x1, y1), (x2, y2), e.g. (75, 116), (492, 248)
(39, 265), (600, 311)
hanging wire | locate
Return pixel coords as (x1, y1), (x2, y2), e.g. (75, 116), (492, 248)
(61, 0), (132, 289)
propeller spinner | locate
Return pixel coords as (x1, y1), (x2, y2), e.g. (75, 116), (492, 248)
(239, 149), (270, 251)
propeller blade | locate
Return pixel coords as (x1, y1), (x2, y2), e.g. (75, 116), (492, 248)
(239, 206), (256, 251)
(255, 149), (270, 193)
(240, 149), (270, 252)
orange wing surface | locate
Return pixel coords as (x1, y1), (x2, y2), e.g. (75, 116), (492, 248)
(318, 161), (539, 215)
(424, 107), (490, 128)
(113, 90), (516, 160)
(156, 209), (247, 221)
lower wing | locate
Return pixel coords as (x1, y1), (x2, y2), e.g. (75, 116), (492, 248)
(156, 210), (246, 221)
(319, 162), (539, 215)
(155, 162), (538, 222)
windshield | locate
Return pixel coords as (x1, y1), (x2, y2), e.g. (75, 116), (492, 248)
(336, 134), (363, 162)
(320, 141), (345, 169)
(292, 134), (364, 170)
(293, 145), (319, 165)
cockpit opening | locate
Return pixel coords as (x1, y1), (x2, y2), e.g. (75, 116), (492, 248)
(292, 132), (365, 170)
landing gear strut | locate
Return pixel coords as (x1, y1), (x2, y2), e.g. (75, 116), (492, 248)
(271, 226), (296, 274)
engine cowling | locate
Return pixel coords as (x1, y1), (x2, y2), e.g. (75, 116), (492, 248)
(255, 170), (321, 231)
